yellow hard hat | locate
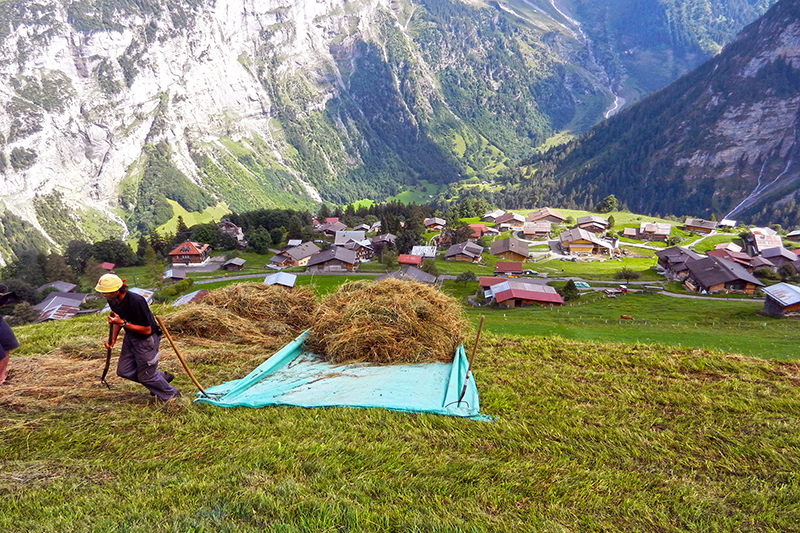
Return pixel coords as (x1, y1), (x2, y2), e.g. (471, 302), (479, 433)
(95, 274), (123, 293)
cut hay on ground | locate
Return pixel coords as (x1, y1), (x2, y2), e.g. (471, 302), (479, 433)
(161, 283), (316, 349)
(304, 278), (469, 364)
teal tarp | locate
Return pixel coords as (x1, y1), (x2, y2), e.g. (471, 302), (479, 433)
(195, 331), (488, 420)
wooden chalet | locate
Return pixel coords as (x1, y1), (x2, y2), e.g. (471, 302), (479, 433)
(637, 222), (671, 242)
(576, 215), (608, 234)
(684, 256), (764, 294)
(526, 207), (564, 225)
(655, 247), (702, 280)
(444, 242), (484, 263)
(482, 278), (563, 308)
(684, 218), (717, 235)
(495, 262), (523, 277)
(522, 221), (551, 239)
(306, 247), (358, 273)
(423, 217), (446, 231)
(222, 257), (246, 271)
(494, 212), (525, 229)
(168, 241), (210, 264)
(559, 228), (613, 256)
(398, 254), (423, 267)
(490, 237), (528, 262)
(761, 283), (800, 317)
(482, 209), (506, 222)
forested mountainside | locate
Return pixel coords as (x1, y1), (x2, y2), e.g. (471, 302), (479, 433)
(501, 0), (800, 227)
(0, 0), (773, 265)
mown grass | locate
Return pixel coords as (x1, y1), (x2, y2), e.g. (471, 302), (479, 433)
(2, 318), (799, 531)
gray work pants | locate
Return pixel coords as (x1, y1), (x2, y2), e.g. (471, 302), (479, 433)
(116, 333), (177, 401)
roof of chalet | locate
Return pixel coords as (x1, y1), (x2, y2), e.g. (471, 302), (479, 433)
(410, 246), (437, 258)
(750, 256), (776, 268)
(370, 233), (396, 245)
(334, 230), (366, 245)
(482, 209), (506, 220)
(495, 262), (523, 273)
(286, 242), (321, 261)
(576, 215), (608, 226)
(526, 207), (564, 222)
(263, 272), (297, 288)
(353, 224), (371, 231)
(287, 239), (303, 247)
(523, 221), (551, 233)
(324, 217), (340, 225)
(168, 241), (209, 256)
(686, 256), (763, 288)
(715, 242), (743, 253)
(685, 218), (718, 230)
(753, 234), (783, 252)
(445, 241), (484, 259)
(638, 222), (671, 236)
(761, 247), (796, 261)
(490, 237), (528, 256)
(468, 224), (489, 237)
(375, 266), (437, 285)
(172, 289), (210, 307)
(750, 226), (778, 237)
(223, 257), (246, 267)
(495, 212), (525, 224)
(762, 282), (800, 307)
(719, 219), (737, 227)
(33, 292), (87, 311)
(307, 247), (358, 267)
(37, 281), (77, 293)
(559, 228), (613, 249)
(706, 248), (752, 266)
(478, 276), (510, 288)
(423, 217), (446, 227)
(398, 254), (423, 266)
(39, 303), (81, 322)
(319, 221), (347, 233)
(487, 279), (563, 305)
(655, 246), (703, 263)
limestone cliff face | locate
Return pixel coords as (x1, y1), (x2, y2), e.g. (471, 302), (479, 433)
(0, 0), (621, 264)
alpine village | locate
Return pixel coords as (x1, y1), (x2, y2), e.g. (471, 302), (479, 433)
(2, 0), (800, 530)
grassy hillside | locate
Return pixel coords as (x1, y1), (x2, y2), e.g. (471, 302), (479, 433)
(2, 308), (799, 531)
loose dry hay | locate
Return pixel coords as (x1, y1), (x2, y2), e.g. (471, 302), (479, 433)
(160, 283), (316, 351)
(0, 352), (178, 412)
(304, 278), (469, 364)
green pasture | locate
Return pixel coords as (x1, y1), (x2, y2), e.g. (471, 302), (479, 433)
(155, 199), (231, 235)
(386, 180), (445, 204)
(463, 291), (796, 361)
(3, 304), (800, 531)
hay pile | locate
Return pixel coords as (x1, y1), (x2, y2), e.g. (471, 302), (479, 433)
(304, 278), (469, 364)
(161, 283), (317, 350)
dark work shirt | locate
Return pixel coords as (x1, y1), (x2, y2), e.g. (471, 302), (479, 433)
(109, 291), (161, 339)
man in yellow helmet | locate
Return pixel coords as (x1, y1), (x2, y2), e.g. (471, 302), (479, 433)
(95, 274), (179, 402)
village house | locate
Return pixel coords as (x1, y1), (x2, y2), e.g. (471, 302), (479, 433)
(481, 278), (563, 307)
(306, 247), (358, 273)
(490, 237), (529, 262)
(445, 242), (484, 263)
(398, 254), (423, 267)
(576, 216), (608, 234)
(222, 257), (246, 271)
(37, 281), (77, 294)
(375, 266), (437, 285)
(334, 230), (366, 246)
(718, 219), (737, 229)
(468, 224), (490, 240)
(217, 220), (246, 246)
(269, 241), (321, 268)
(761, 282), (800, 317)
(655, 246), (703, 280)
(423, 217), (446, 231)
(410, 246), (437, 258)
(761, 247), (797, 269)
(482, 209), (506, 222)
(371, 233), (397, 247)
(34, 291), (88, 322)
(748, 227), (783, 255)
(353, 223), (371, 232)
(786, 230), (800, 243)
(494, 212), (525, 230)
(684, 218), (717, 235)
(526, 207), (565, 225)
(168, 241), (210, 264)
(706, 246), (753, 270)
(684, 256), (764, 294)
(343, 239), (374, 261)
(318, 221), (348, 236)
(495, 262), (523, 277)
(522, 221), (551, 240)
(749, 256), (776, 271)
(637, 222), (672, 242)
(559, 228), (614, 256)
